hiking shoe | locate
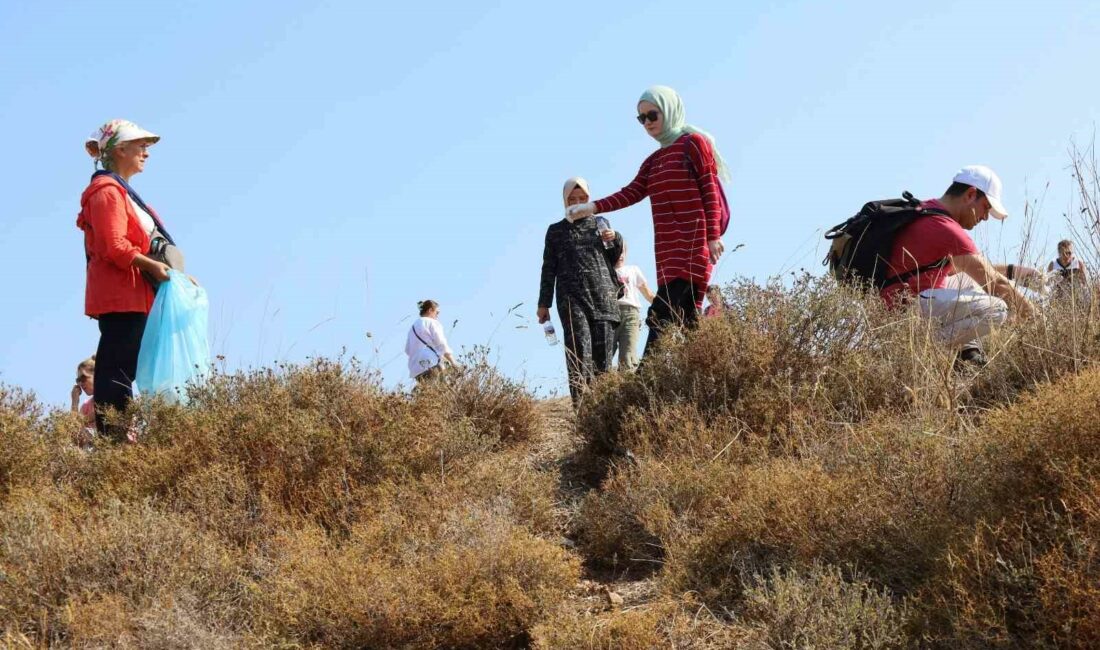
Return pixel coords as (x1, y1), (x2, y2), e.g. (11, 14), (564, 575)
(955, 346), (988, 370)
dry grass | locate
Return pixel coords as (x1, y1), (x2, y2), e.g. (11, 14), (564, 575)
(6, 262), (1100, 644)
(570, 272), (1100, 647)
(0, 353), (576, 648)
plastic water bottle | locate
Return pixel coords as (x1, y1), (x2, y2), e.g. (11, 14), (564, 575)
(543, 321), (559, 345)
(595, 216), (614, 249)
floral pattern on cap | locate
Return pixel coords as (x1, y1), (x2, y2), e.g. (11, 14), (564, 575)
(86, 119), (159, 165)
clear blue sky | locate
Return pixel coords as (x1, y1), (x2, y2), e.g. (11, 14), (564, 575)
(3, 1), (1100, 404)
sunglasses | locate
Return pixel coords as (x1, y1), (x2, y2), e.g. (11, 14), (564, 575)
(636, 110), (660, 125)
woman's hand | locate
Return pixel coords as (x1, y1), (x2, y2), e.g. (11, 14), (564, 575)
(708, 239), (725, 264)
(149, 261), (171, 282)
(134, 255), (171, 282)
(70, 384), (82, 410)
(537, 307), (550, 324)
(567, 202), (596, 219)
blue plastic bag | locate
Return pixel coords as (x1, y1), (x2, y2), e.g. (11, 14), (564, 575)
(136, 271), (210, 403)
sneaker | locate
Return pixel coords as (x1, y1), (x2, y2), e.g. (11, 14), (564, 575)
(955, 346), (988, 370)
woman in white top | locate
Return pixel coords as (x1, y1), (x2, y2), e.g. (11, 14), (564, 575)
(1048, 240), (1089, 283)
(613, 242), (655, 371)
(405, 300), (457, 382)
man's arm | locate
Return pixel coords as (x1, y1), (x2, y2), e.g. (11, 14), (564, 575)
(954, 254), (1037, 317)
(992, 263), (1044, 290)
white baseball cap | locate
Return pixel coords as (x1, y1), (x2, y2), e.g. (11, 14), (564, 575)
(953, 165), (1007, 220)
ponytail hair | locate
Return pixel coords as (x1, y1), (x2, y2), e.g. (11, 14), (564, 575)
(418, 299), (439, 316)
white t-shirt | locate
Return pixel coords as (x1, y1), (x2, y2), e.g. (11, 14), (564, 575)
(616, 265), (649, 309)
(405, 317), (454, 378)
(1049, 257), (1082, 274)
(128, 196), (156, 236)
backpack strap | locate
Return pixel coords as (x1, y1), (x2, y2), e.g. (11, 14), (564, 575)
(879, 204), (953, 289)
(881, 257), (950, 289)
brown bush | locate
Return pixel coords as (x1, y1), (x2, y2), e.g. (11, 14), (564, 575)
(0, 356), (576, 647)
(0, 488), (248, 646)
(429, 344), (542, 445)
(578, 275), (961, 456)
(533, 597), (754, 649)
(260, 521), (578, 648)
(742, 563), (909, 649)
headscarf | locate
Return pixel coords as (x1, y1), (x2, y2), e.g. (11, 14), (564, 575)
(84, 119), (160, 170)
(639, 86), (730, 181)
(562, 177), (591, 221)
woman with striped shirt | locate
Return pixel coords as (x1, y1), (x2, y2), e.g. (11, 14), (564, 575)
(567, 86), (729, 356)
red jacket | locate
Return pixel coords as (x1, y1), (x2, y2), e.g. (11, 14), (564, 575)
(76, 175), (156, 317)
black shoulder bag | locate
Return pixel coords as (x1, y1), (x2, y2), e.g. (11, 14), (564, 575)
(94, 170), (185, 286)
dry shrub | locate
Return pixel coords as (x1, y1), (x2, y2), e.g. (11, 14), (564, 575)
(260, 518), (578, 648)
(742, 563), (909, 650)
(572, 274), (1100, 646)
(662, 459), (909, 604)
(580, 408), (962, 594)
(429, 345), (542, 445)
(579, 275), (956, 455)
(0, 356), (577, 647)
(574, 449), (743, 569)
(960, 368), (1100, 521)
(0, 386), (83, 499)
(0, 488), (248, 646)
(74, 357), (516, 536)
(920, 466), (1100, 647)
(533, 597), (753, 649)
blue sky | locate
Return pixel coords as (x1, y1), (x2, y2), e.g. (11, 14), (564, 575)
(3, 0), (1100, 404)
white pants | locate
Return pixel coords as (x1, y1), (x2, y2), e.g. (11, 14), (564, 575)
(917, 286), (1008, 348)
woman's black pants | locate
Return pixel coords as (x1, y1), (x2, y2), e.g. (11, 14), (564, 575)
(643, 279), (702, 357)
(94, 312), (147, 440)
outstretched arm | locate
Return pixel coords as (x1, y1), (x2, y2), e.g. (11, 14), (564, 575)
(594, 163), (649, 215)
(993, 264), (1044, 289)
(955, 254), (1037, 318)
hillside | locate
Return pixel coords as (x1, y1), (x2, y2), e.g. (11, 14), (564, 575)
(3, 275), (1100, 648)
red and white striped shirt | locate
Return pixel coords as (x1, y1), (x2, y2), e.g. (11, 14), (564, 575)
(594, 133), (723, 299)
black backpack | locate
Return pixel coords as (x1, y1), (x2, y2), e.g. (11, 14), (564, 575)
(823, 191), (950, 291)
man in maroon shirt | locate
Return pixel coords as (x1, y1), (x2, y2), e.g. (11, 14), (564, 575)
(884, 165), (1036, 365)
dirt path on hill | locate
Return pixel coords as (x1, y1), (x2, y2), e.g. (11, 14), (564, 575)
(531, 398), (660, 618)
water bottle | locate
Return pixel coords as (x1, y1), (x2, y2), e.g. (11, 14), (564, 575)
(543, 321), (559, 345)
(595, 216), (614, 249)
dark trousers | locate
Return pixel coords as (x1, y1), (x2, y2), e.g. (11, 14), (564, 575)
(643, 279), (703, 357)
(94, 312), (147, 439)
(414, 364), (443, 385)
(558, 301), (616, 407)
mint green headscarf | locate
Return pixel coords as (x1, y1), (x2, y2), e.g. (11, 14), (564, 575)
(639, 85), (729, 181)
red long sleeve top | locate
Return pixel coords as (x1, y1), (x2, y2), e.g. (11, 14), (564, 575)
(76, 174), (156, 317)
(594, 133), (723, 299)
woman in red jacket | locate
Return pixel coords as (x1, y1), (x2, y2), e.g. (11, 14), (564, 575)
(568, 86), (729, 356)
(78, 119), (173, 439)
